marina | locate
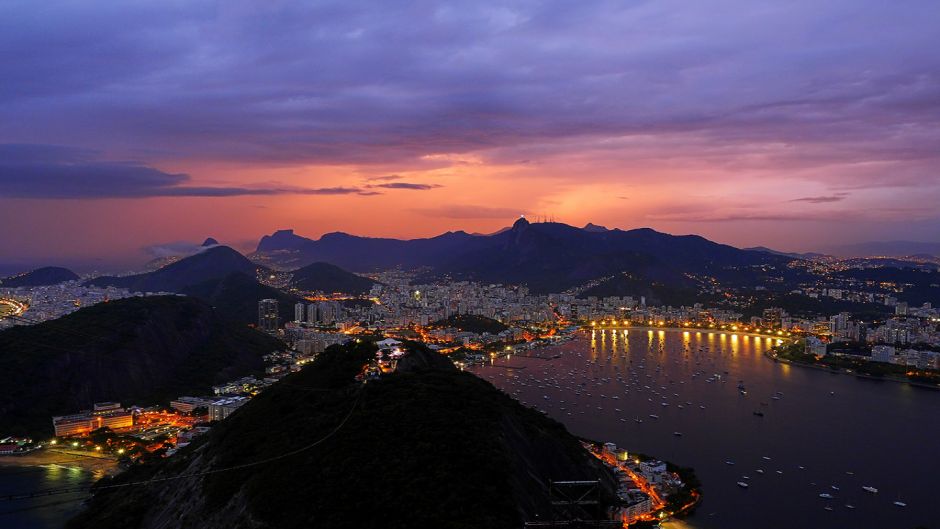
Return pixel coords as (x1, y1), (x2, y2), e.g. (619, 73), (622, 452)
(471, 328), (939, 529)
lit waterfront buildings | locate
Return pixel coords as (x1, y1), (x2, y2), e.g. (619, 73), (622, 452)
(52, 402), (135, 437)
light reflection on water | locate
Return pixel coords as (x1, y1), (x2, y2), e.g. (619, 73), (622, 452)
(472, 329), (939, 529)
(0, 461), (98, 529)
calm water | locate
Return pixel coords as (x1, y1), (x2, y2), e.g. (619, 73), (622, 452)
(0, 462), (97, 528)
(471, 329), (940, 529)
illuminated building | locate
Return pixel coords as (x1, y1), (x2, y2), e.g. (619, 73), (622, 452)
(52, 402), (134, 437)
(258, 299), (279, 332)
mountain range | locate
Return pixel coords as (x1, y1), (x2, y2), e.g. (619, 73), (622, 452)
(253, 218), (793, 294)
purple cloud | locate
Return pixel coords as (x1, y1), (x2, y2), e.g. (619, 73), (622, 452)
(0, 144), (376, 198)
(367, 182), (441, 190)
(789, 194), (850, 204)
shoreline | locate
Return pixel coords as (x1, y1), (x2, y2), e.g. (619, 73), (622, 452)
(0, 448), (121, 475)
(765, 350), (940, 391)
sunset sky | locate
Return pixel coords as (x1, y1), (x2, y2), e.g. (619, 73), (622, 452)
(2, 0), (939, 270)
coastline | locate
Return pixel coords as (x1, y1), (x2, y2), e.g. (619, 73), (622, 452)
(764, 350), (940, 391)
(0, 448), (120, 475)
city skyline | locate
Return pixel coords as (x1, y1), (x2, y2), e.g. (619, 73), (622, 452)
(2, 0), (940, 265)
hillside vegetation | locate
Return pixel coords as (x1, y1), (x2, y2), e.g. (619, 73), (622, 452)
(69, 343), (616, 529)
(0, 296), (282, 437)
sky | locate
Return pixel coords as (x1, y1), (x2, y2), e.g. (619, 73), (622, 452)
(1, 0), (939, 270)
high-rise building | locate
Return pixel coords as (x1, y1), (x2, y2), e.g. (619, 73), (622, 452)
(294, 302), (306, 323)
(258, 299), (279, 332)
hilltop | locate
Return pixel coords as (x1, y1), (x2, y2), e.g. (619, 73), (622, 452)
(288, 261), (377, 295)
(0, 296), (282, 437)
(432, 314), (509, 334)
(86, 246), (260, 293)
(0, 266), (79, 287)
(68, 343), (617, 529)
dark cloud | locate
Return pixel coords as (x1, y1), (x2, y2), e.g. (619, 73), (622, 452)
(365, 175), (404, 182)
(789, 194), (849, 204)
(412, 205), (522, 219)
(0, 144), (375, 199)
(0, 0), (936, 183)
(367, 182), (442, 190)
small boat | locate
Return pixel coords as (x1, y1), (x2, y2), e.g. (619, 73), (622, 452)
(648, 414), (659, 419)
(753, 411), (764, 417)
(756, 469), (764, 474)
(845, 504), (855, 509)
(894, 500), (907, 507)
(762, 456), (772, 461)
(831, 485), (840, 491)
(824, 506), (833, 512)
(862, 486), (878, 494)
(673, 432), (682, 437)
(725, 461), (735, 465)
(737, 481), (749, 488)
(819, 493), (834, 499)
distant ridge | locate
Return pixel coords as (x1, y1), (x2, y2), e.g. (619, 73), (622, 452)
(583, 222), (609, 232)
(86, 246), (261, 293)
(252, 221), (792, 293)
(0, 266), (79, 287)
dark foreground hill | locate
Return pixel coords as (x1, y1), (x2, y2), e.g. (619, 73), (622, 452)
(0, 296), (283, 437)
(182, 272), (303, 325)
(69, 343), (616, 529)
(289, 261), (377, 295)
(86, 246), (261, 293)
(0, 266), (79, 287)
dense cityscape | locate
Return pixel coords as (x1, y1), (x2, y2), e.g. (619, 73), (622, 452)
(1, 241), (938, 527)
(2, 1), (939, 528)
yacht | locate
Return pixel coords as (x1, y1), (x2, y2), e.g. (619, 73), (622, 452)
(737, 481), (749, 488)
(862, 486), (878, 494)
(819, 493), (834, 499)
